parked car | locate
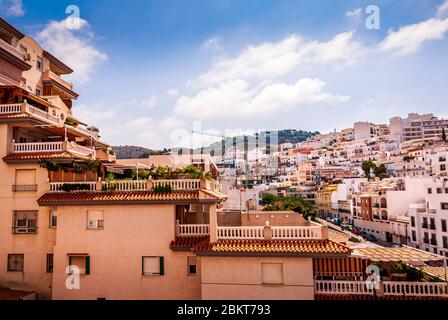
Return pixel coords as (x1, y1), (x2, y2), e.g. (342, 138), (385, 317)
(364, 234), (378, 242)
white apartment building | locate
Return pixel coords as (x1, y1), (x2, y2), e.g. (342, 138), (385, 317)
(390, 113), (448, 142)
(408, 180), (448, 261)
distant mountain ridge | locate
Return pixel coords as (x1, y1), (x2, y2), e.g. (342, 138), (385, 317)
(113, 146), (169, 159)
(113, 130), (319, 159)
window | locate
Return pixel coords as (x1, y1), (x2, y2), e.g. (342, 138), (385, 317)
(13, 169), (37, 192)
(430, 218), (436, 230)
(411, 216), (415, 227)
(443, 236), (448, 249)
(441, 164), (446, 171)
(8, 254), (24, 272)
(187, 256), (197, 276)
(46, 254), (54, 273)
(441, 203), (448, 210)
(13, 211), (37, 234)
(87, 210), (104, 229)
(437, 188), (443, 194)
(142, 256), (164, 276)
(427, 188), (432, 194)
(412, 231), (416, 242)
(36, 57), (43, 71)
(49, 210), (57, 228)
(68, 255), (90, 275)
(261, 263), (283, 285)
(35, 88), (41, 96)
(442, 220), (447, 233)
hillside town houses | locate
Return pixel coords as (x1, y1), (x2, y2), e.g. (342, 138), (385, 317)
(1, 17), (448, 301)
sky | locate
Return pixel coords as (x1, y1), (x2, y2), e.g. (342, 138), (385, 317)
(2, 0), (448, 149)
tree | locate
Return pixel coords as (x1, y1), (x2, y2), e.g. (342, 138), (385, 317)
(361, 160), (376, 179)
(373, 164), (388, 179)
(262, 195), (316, 221)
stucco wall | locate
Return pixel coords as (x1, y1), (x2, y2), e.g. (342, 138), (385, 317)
(52, 204), (201, 300)
(200, 256), (314, 300)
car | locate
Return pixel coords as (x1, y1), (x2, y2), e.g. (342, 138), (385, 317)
(364, 234), (378, 242)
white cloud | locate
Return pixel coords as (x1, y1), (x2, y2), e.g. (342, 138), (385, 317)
(346, 8), (362, 19)
(175, 78), (349, 120)
(379, 18), (448, 55)
(36, 17), (107, 84)
(195, 32), (362, 86)
(201, 37), (223, 52)
(166, 89), (180, 97)
(437, 0), (448, 17)
(0, 0), (25, 17)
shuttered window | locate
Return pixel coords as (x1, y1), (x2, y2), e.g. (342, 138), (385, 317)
(68, 255), (90, 275)
(13, 211), (38, 234)
(8, 254), (24, 272)
(142, 256), (164, 276)
(87, 210), (104, 229)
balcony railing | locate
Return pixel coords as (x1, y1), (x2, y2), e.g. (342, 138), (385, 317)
(315, 280), (374, 295)
(315, 280), (448, 298)
(153, 179), (201, 190)
(12, 184), (38, 192)
(215, 225), (322, 240)
(0, 102), (60, 125)
(178, 224), (210, 236)
(0, 103), (22, 114)
(13, 141), (63, 153)
(383, 281), (448, 297)
(102, 180), (147, 191)
(27, 104), (61, 124)
(50, 182), (97, 192)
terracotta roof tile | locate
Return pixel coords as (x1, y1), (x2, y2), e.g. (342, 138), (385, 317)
(328, 228), (350, 243)
(38, 190), (201, 204)
(195, 239), (351, 256)
(3, 151), (75, 161)
(0, 113), (30, 120)
(170, 236), (210, 251)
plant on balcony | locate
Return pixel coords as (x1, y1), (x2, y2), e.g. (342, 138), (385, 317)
(58, 183), (93, 192)
(64, 118), (79, 127)
(392, 262), (425, 281)
(39, 160), (62, 171)
(261, 195), (316, 221)
(72, 159), (100, 174)
(86, 126), (100, 133)
(153, 185), (172, 193)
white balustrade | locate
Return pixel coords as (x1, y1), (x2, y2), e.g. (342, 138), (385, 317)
(50, 182), (97, 192)
(272, 226), (322, 239)
(102, 180), (147, 191)
(383, 281), (448, 297)
(66, 141), (96, 157)
(0, 103), (22, 114)
(315, 281), (374, 295)
(217, 226), (265, 239)
(27, 105), (60, 125)
(153, 179), (200, 190)
(13, 141), (63, 153)
(178, 224), (210, 236)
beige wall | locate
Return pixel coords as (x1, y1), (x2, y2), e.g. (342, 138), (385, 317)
(52, 204), (201, 300)
(0, 124), (55, 299)
(200, 256), (314, 300)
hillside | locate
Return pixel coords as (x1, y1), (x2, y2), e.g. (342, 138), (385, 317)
(112, 146), (169, 159)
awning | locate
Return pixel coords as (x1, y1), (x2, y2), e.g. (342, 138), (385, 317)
(420, 266), (448, 281)
(352, 247), (443, 262)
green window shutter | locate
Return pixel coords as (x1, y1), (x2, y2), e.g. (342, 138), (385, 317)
(85, 256), (90, 275)
(159, 256), (164, 276)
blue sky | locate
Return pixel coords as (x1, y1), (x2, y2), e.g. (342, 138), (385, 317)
(2, 0), (448, 149)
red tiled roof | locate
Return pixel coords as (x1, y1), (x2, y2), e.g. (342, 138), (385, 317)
(0, 113), (30, 120)
(38, 190), (204, 205)
(3, 151), (75, 161)
(170, 236), (210, 251)
(194, 239), (351, 256)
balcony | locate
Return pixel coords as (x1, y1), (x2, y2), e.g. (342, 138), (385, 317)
(48, 178), (219, 193)
(0, 39), (25, 59)
(176, 223), (324, 240)
(43, 70), (73, 91)
(0, 102), (60, 125)
(315, 280), (448, 298)
(11, 140), (96, 158)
